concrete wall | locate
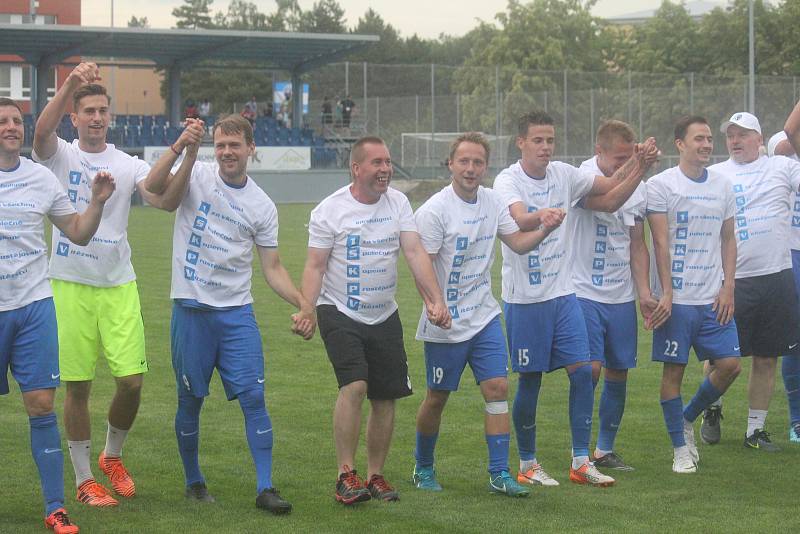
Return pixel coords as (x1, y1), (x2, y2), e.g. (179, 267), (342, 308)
(248, 170), (351, 204)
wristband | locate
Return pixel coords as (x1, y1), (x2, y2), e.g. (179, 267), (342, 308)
(170, 144), (182, 155)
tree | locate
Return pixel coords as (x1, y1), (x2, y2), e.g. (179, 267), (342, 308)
(172, 0), (215, 29)
(127, 15), (149, 28)
(297, 0), (347, 34)
(214, 0), (268, 30)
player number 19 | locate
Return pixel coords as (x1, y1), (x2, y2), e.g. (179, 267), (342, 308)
(518, 348), (530, 367)
(664, 340), (679, 357)
(432, 366), (444, 384)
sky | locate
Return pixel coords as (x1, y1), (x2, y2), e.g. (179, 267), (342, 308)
(82, 0), (678, 38)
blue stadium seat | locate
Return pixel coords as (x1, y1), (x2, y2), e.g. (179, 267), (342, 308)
(129, 115), (142, 127)
(165, 126), (180, 145)
(142, 116), (152, 130)
(115, 115), (128, 127)
(155, 115), (167, 126)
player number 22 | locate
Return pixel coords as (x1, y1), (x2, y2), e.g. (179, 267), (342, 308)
(432, 367), (444, 384)
(663, 340), (679, 357)
(518, 348), (530, 366)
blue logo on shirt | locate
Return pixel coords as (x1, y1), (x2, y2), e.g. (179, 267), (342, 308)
(452, 255), (465, 267)
(593, 258), (605, 271)
(346, 234), (360, 248)
(676, 227), (688, 240)
(734, 184), (744, 193)
(592, 274), (604, 286)
(528, 256), (540, 269)
(672, 277), (683, 290)
(447, 288), (458, 302)
(736, 216), (747, 228)
(184, 266), (196, 281)
(189, 233), (202, 247)
(456, 237), (469, 251)
(193, 216), (207, 231)
(347, 297), (360, 311)
(448, 271), (461, 284)
(347, 265), (360, 278)
(735, 196), (746, 207)
(738, 229), (750, 241)
(674, 244), (686, 256)
(594, 241), (606, 254)
(347, 247), (360, 260)
(185, 250), (199, 265)
(198, 201), (211, 215)
(596, 225), (608, 237)
(794, 201), (800, 212)
(793, 216), (800, 228)
(448, 305), (460, 319)
(56, 242), (70, 257)
(677, 211), (689, 224)
(527, 206), (537, 213)
(69, 171), (81, 185)
(672, 260), (684, 273)
(68, 189), (77, 203)
(347, 282), (360, 296)
(529, 272), (541, 285)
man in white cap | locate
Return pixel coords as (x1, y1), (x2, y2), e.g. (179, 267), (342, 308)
(703, 112), (800, 451)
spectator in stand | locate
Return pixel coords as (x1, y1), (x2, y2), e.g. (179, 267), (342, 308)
(322, 96), (333, 127)
(241, 96), (258, 127)
(184, 99), (199, 120)
(340, 95), (355, 129)
(198, 99), (211, 122)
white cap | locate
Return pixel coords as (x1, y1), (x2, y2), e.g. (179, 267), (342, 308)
(767, 131), (787, 157)
(720, 112), (761, 134)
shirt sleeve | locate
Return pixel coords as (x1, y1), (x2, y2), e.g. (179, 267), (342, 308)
(414, 203), (444, 254)
(495, 194), (520, 235)
(45, 170), (76, 218)
(723, 181), (736, 220)
(31, 136), (68, 166)
(570, 166), (596, 203)
(646, 176), (667, 213)
(397, 193), (417, 232)
(308, 202), (335, 249)
(492, 172), (523, 207)
(132, 157), (151, 186)
(254, 197), (279, 248)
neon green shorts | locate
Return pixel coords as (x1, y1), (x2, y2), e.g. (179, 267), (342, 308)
(52, 279), (147, 381)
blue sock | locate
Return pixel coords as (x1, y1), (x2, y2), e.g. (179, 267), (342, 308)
(512, 373), (541, 461)
(486, 433), (511, 475)
(238, 389), (273, 494)
(661, 396), (685, 447)
(414, 432), (438, 468)
(597, 378), (627, 452)
(782, 355), (800, 425)
(29, 413), (65, 516)
(683, 377), (722, 423)
(568, 365), (593, 458)
(175, 391), (204, 486)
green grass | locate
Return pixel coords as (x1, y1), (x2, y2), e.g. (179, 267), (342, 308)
(2, 204), (799, 533)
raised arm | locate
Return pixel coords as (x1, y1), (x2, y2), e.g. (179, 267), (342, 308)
(583, 138), (660, 213)
(49, 171), (115, 246)
(400, 231), (451, 329)
(714, 217), (737, 325)
(257, 245), (315, 340)
(140, 119), (205, 211)
(33, 62), (100, 160)
(785, 99), (800, 155)
(645, 212), (673, 330)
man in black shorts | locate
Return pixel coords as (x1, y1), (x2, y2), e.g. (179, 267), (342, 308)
(301, 136), (450, 504)
(703, 112), (800, 450)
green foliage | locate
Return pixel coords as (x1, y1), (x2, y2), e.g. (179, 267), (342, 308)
(172, 0), (215, 29)
(127, 15), (149, 28)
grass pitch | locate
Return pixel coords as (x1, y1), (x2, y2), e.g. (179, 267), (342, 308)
(1, 204), (799, 533)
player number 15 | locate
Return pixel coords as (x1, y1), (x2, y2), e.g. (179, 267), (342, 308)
(518, 348), (530, 367)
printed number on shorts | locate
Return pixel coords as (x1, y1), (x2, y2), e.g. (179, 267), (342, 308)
(518, 348), (530, 367)
(432, 366), (444, 384)
(663, 340), (679, 357)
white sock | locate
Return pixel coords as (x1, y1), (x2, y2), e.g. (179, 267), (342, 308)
(594, 448), (612, 458)
(746, 409), (767, 437)
(104, 423), (129, 458)
(683, 417), (693, 432)
(572, 455), (589, 469)
(520, 458), (538, 471)
(674, 445), (690, 456)
(68, 440), (93, 487)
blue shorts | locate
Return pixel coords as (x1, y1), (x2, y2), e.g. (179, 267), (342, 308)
(652, 303), (741, 364)
(170, 302), (265, 400)
(578, 298), (638, 370)
(0, 298), (59, 395)
(423, 315), (508, 391)
(504, 294), (590, 373)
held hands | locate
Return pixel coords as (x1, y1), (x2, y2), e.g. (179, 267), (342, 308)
(89, 171), (116, 204)
(427, 300), (452, 330)
(634, 137), (661, 172)
(712, 284), (735, 325)
(177, 119), (206, 155)
(540, 208), (566, 231)
(643, 291), (671, 330)
(291, 307), (316, 340)
(68, 62), (101, 87)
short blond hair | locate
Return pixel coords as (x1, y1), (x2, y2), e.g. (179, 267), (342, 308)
(213, 114), (254, 145)
(596, 120), (635, 150)
(449, 132), (490, 162)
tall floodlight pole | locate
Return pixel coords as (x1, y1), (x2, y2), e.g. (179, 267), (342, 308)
(748, 0), (755, 113)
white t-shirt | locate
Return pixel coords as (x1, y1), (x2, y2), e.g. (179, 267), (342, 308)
(414, 185), (519, 343)
(570, 156), (647, 304)
(0, 158), (75, 312)
(308, 185), (416, 325)
(32, 138), (150, 287)
(766, 132), (800, 251)
(493, 160), (595, 304)
(710, 156), (800, 278)
(170, 162), (278, 307)
(646, 166), (735, 305)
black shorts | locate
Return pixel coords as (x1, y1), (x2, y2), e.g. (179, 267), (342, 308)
(734, 269), (800, 357)
(317, 305), (412, 400)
